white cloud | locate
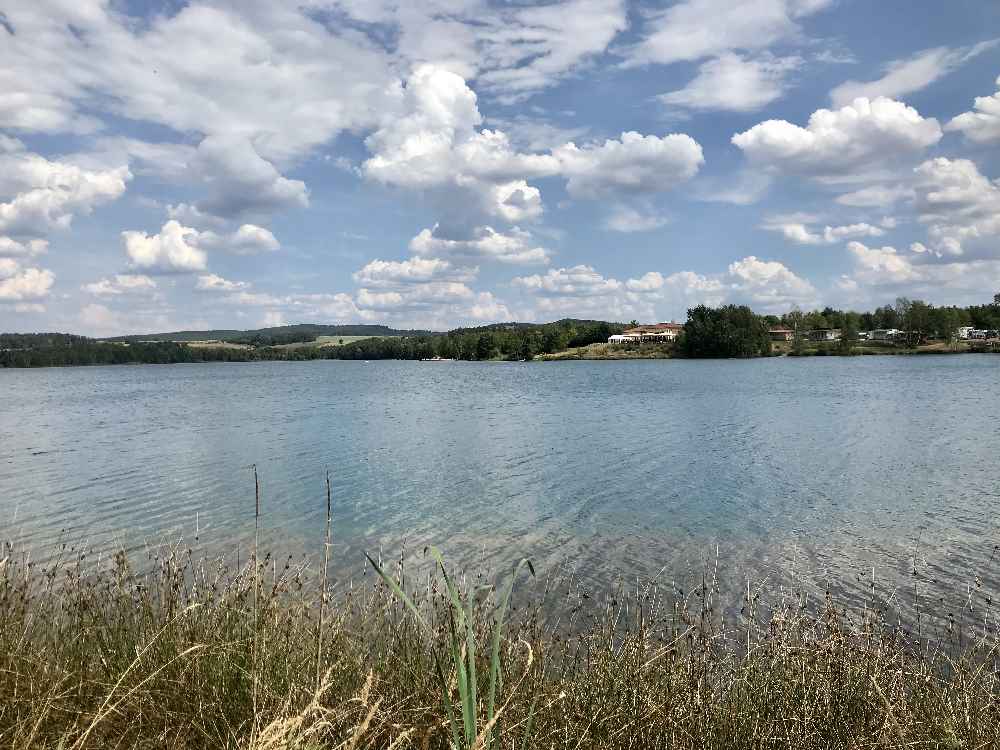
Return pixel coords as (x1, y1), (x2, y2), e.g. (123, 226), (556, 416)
(844, 241), (920, 284)
(363, 65), (702, 227)
(83, 274), (157, 296)
(356, 282), (474, 310)
(195, 274), (250, 293)
(834, 184), (914, 208)
(511, 254), (816, 320)
(626, 0), (833, 67)
(122, 220), (208, 273)
(353, 257), (475, 287)
(762, 219), (886, 245)
(513, 265), (622, 296)
(0, 3), (399, 163)
(191, 136), (308, 222)
(166, 203), (229, 230)
(361, 65), (557, 221)
(830, 41), (999, 108)
(732, 97), (941, 179)
(0, 150), (130, 237)
(912, 157), (1000, 257)
(725, 255), (816, 309)
(946, 75), (1000, 144)
(199, 224), (281, 255)
(410, 225), (551, 266)
(659, 53), (801, 112)
(625, 271), (670, 292)
(0, 258), (19, 279)
(334, 0), (627, 101)
(0, 236), (47, 258)
(604, 206), (669, 233)
(511, 265), (656, 323)
(553, 131), (704, 199)
(0, 266), (54, 301)
(489, 181), (544, 223)
(474, 0), (628, 100)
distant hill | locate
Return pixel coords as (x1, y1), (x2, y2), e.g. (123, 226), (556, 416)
(102, 323), (435, 344)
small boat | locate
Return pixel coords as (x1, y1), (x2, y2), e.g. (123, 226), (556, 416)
(419, 356), (454, 362)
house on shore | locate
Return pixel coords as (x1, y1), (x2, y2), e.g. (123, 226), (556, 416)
(609, 322), (684, 344)
(807, 328), (842, 342)
(768, 327), (794, 342)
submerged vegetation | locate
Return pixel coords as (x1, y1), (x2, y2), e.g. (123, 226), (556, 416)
(2, 535), (999, 749)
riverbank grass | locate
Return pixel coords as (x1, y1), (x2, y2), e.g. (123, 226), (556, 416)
(1, 542), (998, 749)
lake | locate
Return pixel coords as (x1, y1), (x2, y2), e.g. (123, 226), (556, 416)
(2, 356), (999, 604)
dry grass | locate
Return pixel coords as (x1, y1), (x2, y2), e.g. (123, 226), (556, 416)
(1, 538), (999, 749)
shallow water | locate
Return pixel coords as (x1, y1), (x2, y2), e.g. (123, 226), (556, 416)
(2, 356), (999, 600)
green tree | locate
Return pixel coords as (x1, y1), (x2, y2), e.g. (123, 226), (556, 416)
(680, 304), (770, 358)
(838, 312), (859, 355)
(475, 333), (494, 360)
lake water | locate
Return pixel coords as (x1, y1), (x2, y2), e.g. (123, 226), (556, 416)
(2, 356), (999, 604)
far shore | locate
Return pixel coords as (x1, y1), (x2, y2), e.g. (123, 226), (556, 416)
(535, 339), (1000, 361)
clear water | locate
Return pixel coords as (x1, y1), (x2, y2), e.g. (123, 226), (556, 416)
(2, 357), (999, 600)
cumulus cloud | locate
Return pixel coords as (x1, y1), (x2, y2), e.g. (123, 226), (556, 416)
(410, 225), (550, 266)
(830, 41), (998, 108)
(762, 218), (886, 245)
(353, 257), (476, 287)
(356, 282), (474, 310)
(626, 0), (833, 67)
(732, 97), (942, 179)
(513, 265), (622, 296)
(122, 221), (208, 273)
(199, 224), (281, 255)
(725, 255), (816, 309)
(0, 150), (130, 237)
(83, 274), (157, 296)
(363, 65), (703, 225)
(946, 75), (1000, 144)
(844, 241), (920, 284)
(912, 157), (1000, 257)
(512, 256), (814, 319)
(0, 266), (54, 301)
(514, 267), (656, 321)
(659, 53), (801, 112)
(191, 136), (308, 223)
(362, 65), (556, 221)
(554, 132), (704, 199)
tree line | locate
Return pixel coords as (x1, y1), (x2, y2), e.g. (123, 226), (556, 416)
(0, 320), (622, 367)
(4, 294), (998, 367)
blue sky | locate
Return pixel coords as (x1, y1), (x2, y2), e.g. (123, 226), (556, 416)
(1, 0), (999, 335)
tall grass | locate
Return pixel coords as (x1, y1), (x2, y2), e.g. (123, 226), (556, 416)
(2, 535), (999, 749)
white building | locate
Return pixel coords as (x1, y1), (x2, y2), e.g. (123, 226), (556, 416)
(608, 323), (684, 344)
(871, 329), (901, 342)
